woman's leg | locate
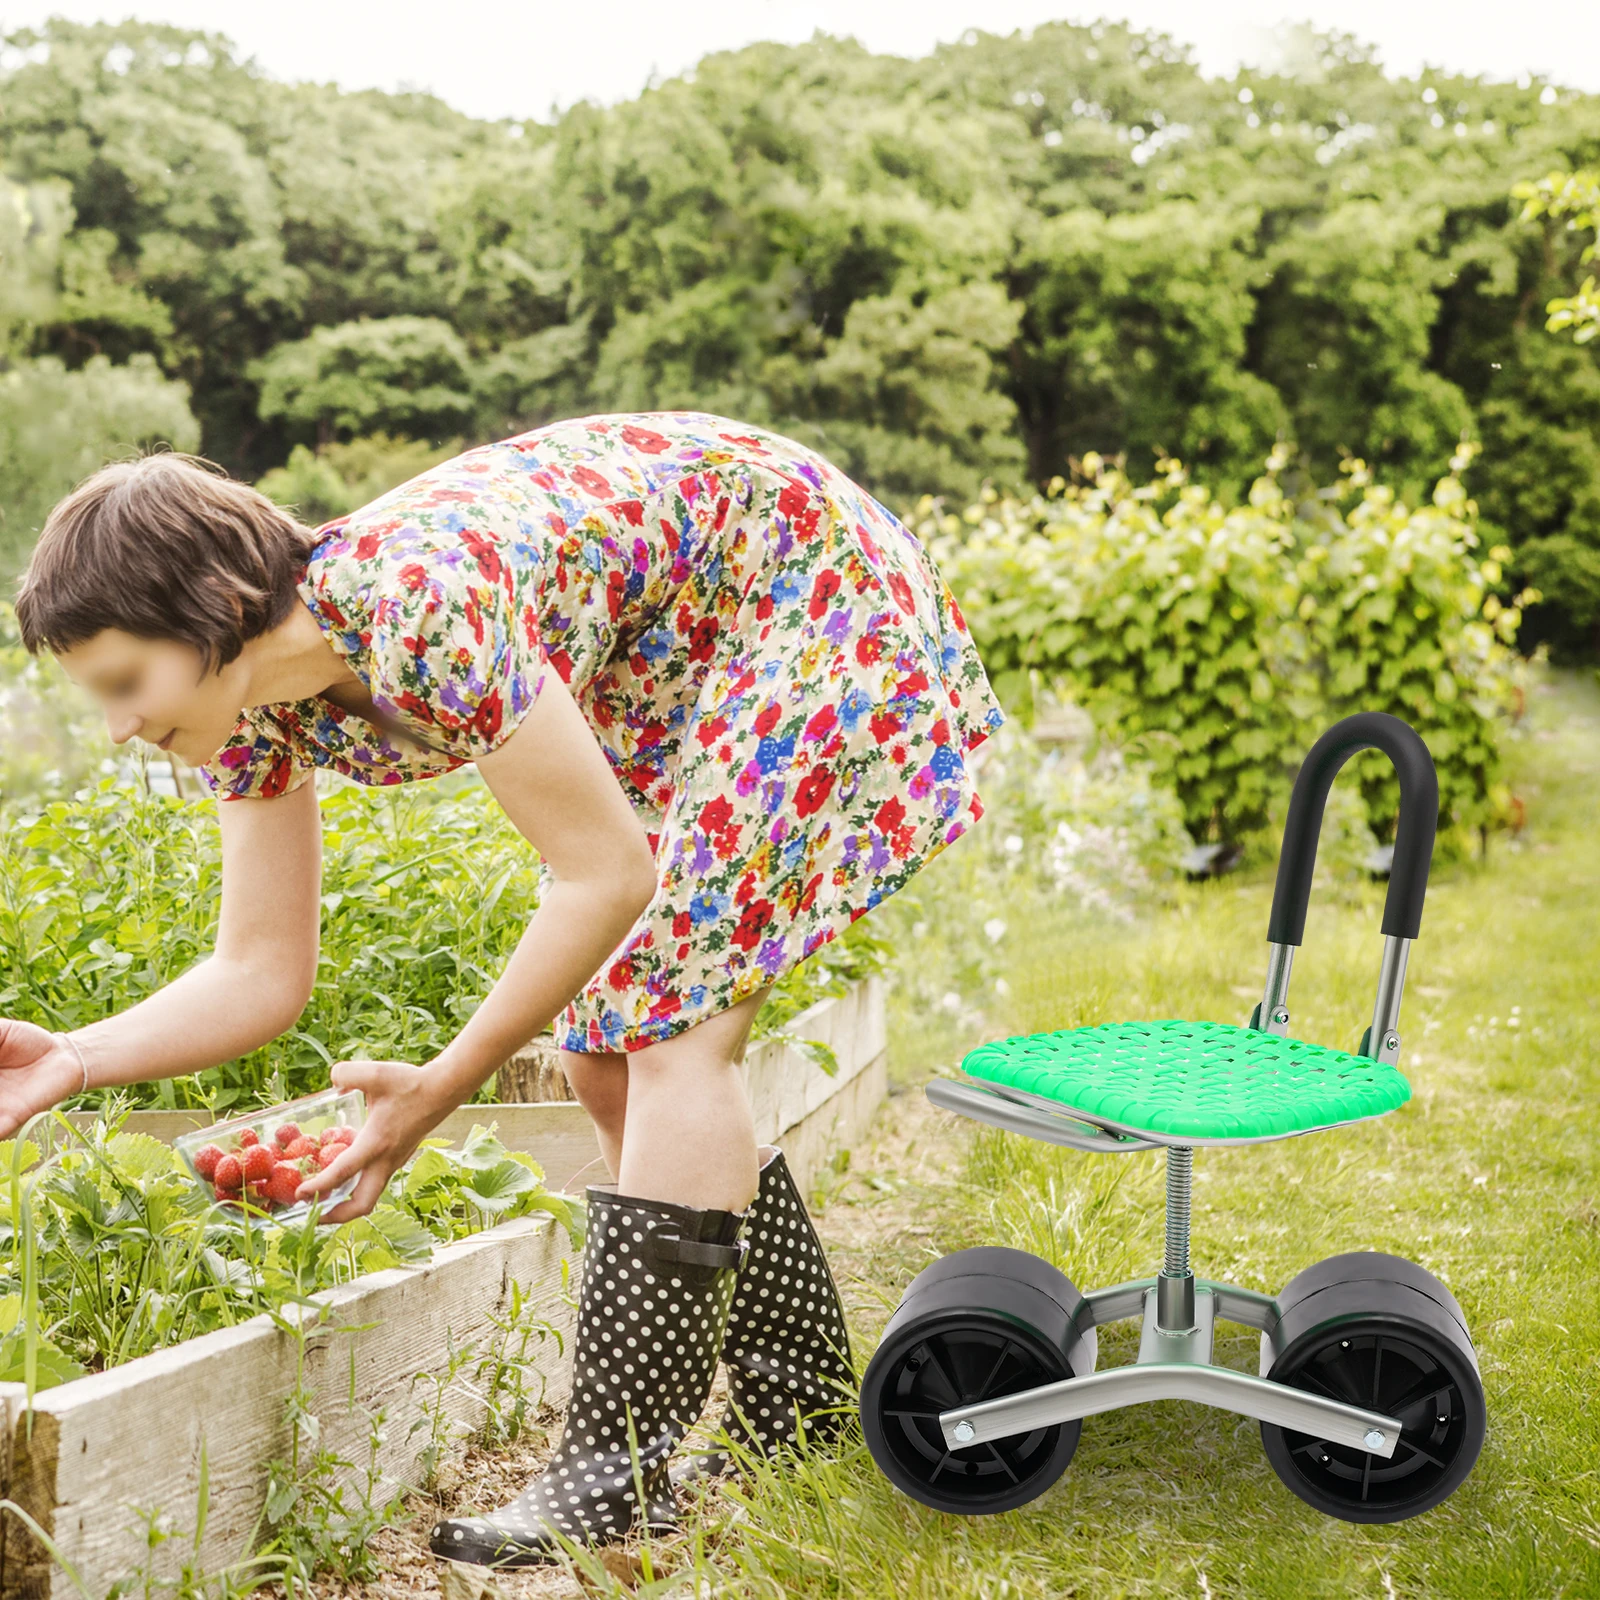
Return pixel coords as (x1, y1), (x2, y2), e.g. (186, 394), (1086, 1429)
(615, 982), (773, 1213)
(558, 1048), (628, 1180)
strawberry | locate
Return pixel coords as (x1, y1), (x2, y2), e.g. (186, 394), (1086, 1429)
(237, 1128), (260, 1148)
(283, 1136), (316, 1160)
(248, 1178), (273, 1203)
(192, 1144), (225, 1180)
(267, 1164), (305, 1207)
(274, 1123), (302, 1149)
(315, 1144), (343, 1171)
(325, 1125), (355, 1146)
(214, 1153), (243, 1191)
(242, 1144), (274, 1181)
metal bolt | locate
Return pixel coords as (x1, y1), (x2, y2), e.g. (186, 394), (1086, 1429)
(953, 1420), (975, 1443)
(1363, 1429), (1386, 1450)
(1384, 1033), (1400, 1051)
(1273, 1009), (1289, 1025)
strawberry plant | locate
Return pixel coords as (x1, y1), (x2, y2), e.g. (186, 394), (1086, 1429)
(0, 1099), (585, 1391)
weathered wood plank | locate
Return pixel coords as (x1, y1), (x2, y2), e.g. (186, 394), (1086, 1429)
(0, 1215), (576, 1599)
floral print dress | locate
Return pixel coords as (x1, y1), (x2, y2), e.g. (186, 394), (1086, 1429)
(197, 411), (1006, 1053)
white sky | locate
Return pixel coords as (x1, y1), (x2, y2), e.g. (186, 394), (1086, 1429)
(1, 1), (1596, 121)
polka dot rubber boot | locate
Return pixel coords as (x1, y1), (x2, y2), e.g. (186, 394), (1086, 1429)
(670, 1145), (856, 1488)
(429, 1183), (751, 1569)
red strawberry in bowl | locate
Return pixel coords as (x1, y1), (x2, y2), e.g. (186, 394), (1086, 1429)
(193, 1144), (225, 1180)
(267, 1164), (306, 1208)
(274, 1123), (302, 1150)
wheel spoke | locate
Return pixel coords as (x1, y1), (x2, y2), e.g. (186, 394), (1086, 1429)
(1360, 1446), (1373, 1502)
(1293, 1365), (1361, 1409)
(1391, 1388), (1450, 1428)
(885, 1407), (943, 1420)
(1383, 1369), (1451, 1421)
(971, 1340), (1015, 1405)
(1369, 1337), (1385, 1409)
(1394, 1436), (1451, 1472)
(928, 1450), (955, 1481)
(986, 1441), (1020, 1483)
(918, 1337), (962, 1406)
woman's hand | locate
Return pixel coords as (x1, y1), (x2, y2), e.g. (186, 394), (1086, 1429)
(0, 1020), (89, 1141)
(295, 1058), (454, 1225)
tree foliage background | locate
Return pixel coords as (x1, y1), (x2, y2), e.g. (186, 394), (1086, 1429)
(2, 16), (1598, 655)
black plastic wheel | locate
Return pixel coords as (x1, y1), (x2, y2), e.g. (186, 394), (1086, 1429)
(1260, 1253), (1486, 1524)
(860, 1246), (1095, 1515)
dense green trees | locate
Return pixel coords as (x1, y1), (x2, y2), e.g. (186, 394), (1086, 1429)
(2, 17), (1598, 652)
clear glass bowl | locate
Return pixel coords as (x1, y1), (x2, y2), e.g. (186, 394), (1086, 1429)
(173, 1087), (366, 1226)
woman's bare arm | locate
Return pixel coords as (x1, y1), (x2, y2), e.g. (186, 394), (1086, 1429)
(419, 663), (659, 1108)
(0, 777), (322, 1136)
(296, 663), (657, 1219)
(62, 775), (323, 1088)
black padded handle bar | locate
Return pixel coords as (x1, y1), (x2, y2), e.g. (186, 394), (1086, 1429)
(1267, 712), (1438, 946)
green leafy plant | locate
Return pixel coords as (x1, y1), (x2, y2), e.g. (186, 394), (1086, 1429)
(919, 446), (1535, 852)
(0, 1100), (585, 1390)
(0, 775), (548, 1114)
(1516, 168), (1600, 345)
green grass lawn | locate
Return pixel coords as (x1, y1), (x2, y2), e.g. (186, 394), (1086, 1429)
(616, 664), (1599, 1600)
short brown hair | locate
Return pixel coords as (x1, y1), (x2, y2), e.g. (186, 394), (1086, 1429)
(14, 449), (321, 677)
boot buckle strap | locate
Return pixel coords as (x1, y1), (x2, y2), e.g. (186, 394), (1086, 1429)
(650, 1230), (749, 1272)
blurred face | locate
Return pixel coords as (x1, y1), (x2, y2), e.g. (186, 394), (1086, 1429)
(55, 630), (248, 766)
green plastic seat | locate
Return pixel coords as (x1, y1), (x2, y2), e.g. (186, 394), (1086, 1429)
(959, 1019), (1412, 1142)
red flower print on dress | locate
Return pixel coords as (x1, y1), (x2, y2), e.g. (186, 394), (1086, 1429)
(470, 688), (503, 744)
(688, 617), (719, 663)
(462, 530), (503, 585)
(570, 465), (613, 497)
(699, 795), (734, 835)
(777, 480), (809, 520)
(888, 571), (916, 615)
(794, 766), (835, 818)
(621, 424), (670, 454)
(732, 898), (775, 951)
(809, 569), (841, 620)
(803, 704), (837, 743)
(754, 702), (783, 737)
(876, 796), (907, 833)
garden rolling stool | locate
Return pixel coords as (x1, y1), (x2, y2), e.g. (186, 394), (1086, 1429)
(860, 711), (1487, 1525)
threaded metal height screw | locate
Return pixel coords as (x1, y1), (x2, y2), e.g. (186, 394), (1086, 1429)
(1164, 1145), (1194, 1277)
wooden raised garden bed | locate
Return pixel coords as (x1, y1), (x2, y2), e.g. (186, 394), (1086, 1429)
(0, 975), (887, 1598)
